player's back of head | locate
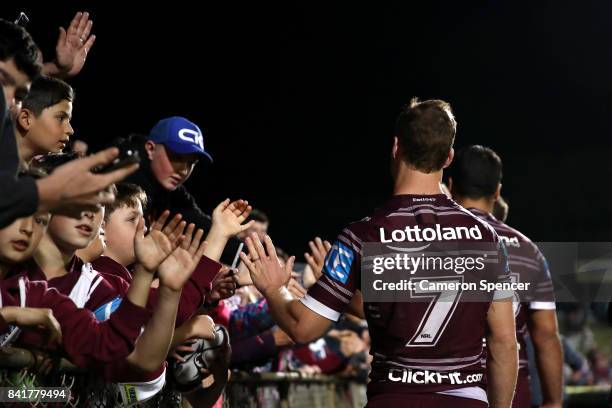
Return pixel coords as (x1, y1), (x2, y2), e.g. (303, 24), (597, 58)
(394, 98), (457, 173)
(450, 145), (502, 200)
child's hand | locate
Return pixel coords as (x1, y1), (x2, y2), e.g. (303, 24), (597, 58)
(134, 211), (186, 273)
(158, 224), (207, 291)
(211, 199), (254, 239)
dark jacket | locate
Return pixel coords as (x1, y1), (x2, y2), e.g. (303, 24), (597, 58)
(0, 91), (38, 228)
(117, 135), (243, 265)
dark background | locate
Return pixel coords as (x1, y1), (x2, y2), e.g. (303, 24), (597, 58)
(5, 1), (612, 256)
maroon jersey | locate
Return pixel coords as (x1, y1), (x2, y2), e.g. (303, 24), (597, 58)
(21, 257), (126, 311)
(91, 254), (222, 327)
(302, 194), (511, 403)
(468, 208), (555, 377)
(0, 273), (151, 368)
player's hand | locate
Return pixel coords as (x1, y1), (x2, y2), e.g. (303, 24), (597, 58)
(206, 266), (237, 303)
(211, 198), (254, 239)
(304, 237), (332, 280)
(135, 211), (186, 273)
(158, 224), (207, 291)
(0, 307), (62, 347)
(53, 11), (96, 78)
(239, 233), (295, 297)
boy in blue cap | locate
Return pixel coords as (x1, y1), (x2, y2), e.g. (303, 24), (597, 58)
(144, 116), (213, 191)
(119, 116), (245, 265)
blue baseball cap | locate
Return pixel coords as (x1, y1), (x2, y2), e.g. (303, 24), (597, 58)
(147, 116), (213, 164)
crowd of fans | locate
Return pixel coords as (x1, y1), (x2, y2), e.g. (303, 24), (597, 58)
(0, 10), (610, 408)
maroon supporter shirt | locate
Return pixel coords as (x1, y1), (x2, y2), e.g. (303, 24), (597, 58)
(0, 273), (151, 368)
(91, 254), (222, 328)
(90, 255), (222, 384)
(22, 257), (126, 311)
(468, 208), (556, 376)
(301, 194), (511, 400)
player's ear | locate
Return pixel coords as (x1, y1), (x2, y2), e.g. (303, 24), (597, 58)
(442, 147), (454, 169)
(494, 183), (502, 200)
(393, 136), (404, 160)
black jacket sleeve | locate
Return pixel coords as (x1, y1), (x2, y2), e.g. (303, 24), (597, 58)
(0, 95), (39, 228)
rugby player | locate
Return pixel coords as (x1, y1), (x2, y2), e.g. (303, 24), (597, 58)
(449, 145), (562, 408)
(240, 99), (518, 407)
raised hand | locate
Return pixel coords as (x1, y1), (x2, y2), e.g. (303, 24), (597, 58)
(211, 199), (254, 238)
(304, 237), (332, 280)
(158, 224), (207, 292)
(206, 267), (237, 303)
(53, 11), (96, 78)
(134, 211), (186, 273)
(239, 233), (295, 297)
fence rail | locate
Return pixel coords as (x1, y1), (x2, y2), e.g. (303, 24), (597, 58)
(0, 347), (608, 407)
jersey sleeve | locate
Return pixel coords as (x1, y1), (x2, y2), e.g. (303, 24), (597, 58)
(528, 249), (556, 310)
(301, 228), (361, 321)
(28, 280), (151, 368)
(492, 237), (513, 301)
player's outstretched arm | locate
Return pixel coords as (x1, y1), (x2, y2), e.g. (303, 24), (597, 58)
(527, 309), (563, 408)
(240, 233), (332, 343)
(486, 297), (518, 408)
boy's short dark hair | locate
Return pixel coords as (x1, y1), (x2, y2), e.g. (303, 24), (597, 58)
(23, 76), (74, 115)
(450, 145), (503, 200)
(0, 19), (41, 80)
(103, 183), (148, 221)
(395, 98), (457, 173)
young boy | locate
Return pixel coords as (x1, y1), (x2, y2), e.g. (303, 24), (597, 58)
(15, 76), (74, 165)
(0, 210), (150, 369)
(93, 183), (233, 325)
(96, 183), (252, 404)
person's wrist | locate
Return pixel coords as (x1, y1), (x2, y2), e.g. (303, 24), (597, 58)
(159, 282), (182, 296)
(0, 307), (16, 324)
(203, 294), (220, 309)
(135, 260), (157, 275)
(36, 178), (60, 212)
(208, 224), (231, 240)
(134, 263), (156, 279)
(262, 285), (284, 300)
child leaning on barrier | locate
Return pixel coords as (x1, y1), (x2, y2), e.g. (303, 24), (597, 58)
(0, 175), (149, 369)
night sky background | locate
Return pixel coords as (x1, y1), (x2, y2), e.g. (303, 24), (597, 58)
(5, 1), (612, 257)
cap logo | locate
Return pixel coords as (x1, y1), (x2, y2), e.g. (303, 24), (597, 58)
(178, 128), (204, 150)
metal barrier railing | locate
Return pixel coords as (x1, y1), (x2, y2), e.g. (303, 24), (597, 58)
(0, 347), (367, 407)
(0, 347), (609, 407)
